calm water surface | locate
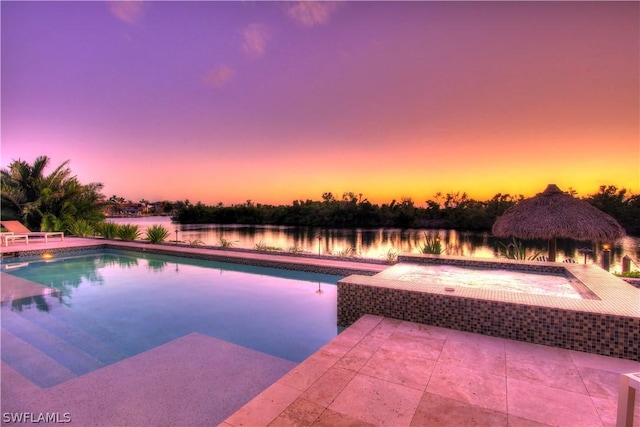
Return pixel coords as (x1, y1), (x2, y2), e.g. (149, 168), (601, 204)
(1, 250), (341, 387)
(108, 216), (640, 273)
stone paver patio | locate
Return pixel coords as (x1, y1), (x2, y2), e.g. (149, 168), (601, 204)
(223, 314), (639, 427)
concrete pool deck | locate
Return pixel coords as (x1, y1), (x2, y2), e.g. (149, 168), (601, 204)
(1, 238), (639, 426)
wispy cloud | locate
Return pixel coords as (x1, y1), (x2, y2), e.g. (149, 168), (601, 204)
(241, 23), (270, 58)
(108, 1), (144, 24)
(285, 1), (341, 27)
(203, 65), (233, 88)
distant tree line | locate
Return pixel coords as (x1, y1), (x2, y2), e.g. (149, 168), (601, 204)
(3, 156), (638, 236)
(584, 185), (640, 236)
(172, 191), (526, 230)
(173, 187), (640, 236)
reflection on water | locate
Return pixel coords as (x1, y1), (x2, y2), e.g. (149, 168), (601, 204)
(7, 294), (54, 313)
(3, 254), (134, 310)
(147, 258), (168, 272)
(108, 216), (640, 272)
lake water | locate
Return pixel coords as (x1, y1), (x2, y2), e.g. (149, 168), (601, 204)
(108, 216), (640, 273)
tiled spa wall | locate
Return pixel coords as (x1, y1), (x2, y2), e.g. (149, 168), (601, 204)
(338, 255), (640, 361)
(337, 281), (638, 360)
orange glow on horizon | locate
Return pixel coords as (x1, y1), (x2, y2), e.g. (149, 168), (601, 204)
(2, 2), (637, 206)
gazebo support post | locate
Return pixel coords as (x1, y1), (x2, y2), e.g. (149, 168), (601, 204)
(548, 238), (557, 262)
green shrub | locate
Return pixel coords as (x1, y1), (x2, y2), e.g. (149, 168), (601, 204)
(68, 219), (95, 237)
(219, 238), (234, 248)
(498, 238), (542, 261)
(334, 247), (357, 258)
(96, 222), (119, 239)
(384, 248), (398, 262)
(255, 240), (282, 251)
(145, 225), (170, 244)
(288, 245), (305, 254)
(187, 239), (205, 247)
(116, 224), (141, 241)
(41, 213), (65, 233)
(419, 233), (444, 254)
(616, 271), (640, 278)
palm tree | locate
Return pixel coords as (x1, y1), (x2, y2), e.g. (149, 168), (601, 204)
(1, 156), (56, 226)
(1, 155), (105, 231)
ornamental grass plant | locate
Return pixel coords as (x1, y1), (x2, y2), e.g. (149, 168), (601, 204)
(145, 224), (170, 244)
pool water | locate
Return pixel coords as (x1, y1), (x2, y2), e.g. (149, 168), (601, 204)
(1, 250), (342, 387)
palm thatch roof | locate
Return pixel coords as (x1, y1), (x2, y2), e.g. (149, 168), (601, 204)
(492, 184), (625, 242)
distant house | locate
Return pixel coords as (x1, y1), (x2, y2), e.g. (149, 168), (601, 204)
(151, 202), (164, 214)
(102, 199), (175, 217)
(121, 203), (141, 216)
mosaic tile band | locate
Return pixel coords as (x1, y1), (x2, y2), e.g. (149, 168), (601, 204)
(338, 254), (639, 361)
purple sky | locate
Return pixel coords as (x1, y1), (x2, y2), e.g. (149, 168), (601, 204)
(2, 1), (638, 205)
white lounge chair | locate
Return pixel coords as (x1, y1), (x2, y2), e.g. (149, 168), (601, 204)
(0, 231), (29, 246)
(0, 221), (64, 243)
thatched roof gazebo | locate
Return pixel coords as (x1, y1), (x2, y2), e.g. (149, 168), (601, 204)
(492, 184), (625, 262)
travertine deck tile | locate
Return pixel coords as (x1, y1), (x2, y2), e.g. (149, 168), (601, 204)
(343, 314), (383, 334)
(316, 334), (361, 358)
(299, 367), (356, 407)
(311, 408), (375, 426)
(358, 320), (400, 349)
(333, 342), (378, 371)
(328, 374), (423, 426)
(381, 331), (446, 361)
(410, 392), (508, 427)
(426, 362), (508, 413)
(591, 394), (640, 427)
(268, 398), (325, 426)
(225, 382), (301, 427)
(507, 377), (602, 426)
(359, 348), (435, 391)
(578, 365), (624, 399)
(438, 329), (506, 376)
(505, 339), (588, 394)
(505, 339), (576, 365)
(394, 320), (450, 340)
(569, 349), (640, 373)
(507, 414), (554, 427)
(506, 357), (587, 394)
(277, 352), (341, 391)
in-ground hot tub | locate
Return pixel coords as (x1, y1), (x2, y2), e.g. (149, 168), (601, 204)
(376, 263), (597, 300)
(338, 253), (640, 360)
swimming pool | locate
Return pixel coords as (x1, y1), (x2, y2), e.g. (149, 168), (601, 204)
(1, 250), (342, 387)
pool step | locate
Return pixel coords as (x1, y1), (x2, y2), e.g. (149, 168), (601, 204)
(5, 305), (127, 365)
(1, 309), (107, 379)
(37, 301), (141, 357)
(0, 327), (77, 388)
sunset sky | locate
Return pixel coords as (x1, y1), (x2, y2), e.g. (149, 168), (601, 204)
(2, 1), (638, 206)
